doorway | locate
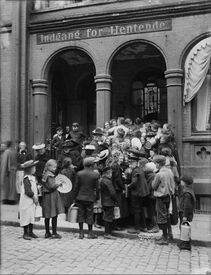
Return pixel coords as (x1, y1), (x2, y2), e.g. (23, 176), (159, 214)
(49, 49), (96, 136)
(110, 42), (167, 123)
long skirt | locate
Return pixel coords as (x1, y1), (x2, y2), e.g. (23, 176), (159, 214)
(2, 169), (18, 201)
(42, 190), (64, 218)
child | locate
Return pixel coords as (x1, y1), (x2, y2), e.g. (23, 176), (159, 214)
(19, 160), (39, 240)
(143, 162), (159, 233)
(127, 149), (150, 234)
(42, 159), (64, 239)
(60, 157), (76, 217)
(152, 155), (175, 245)
(178, 175), (196, 251)
(73, 157), (99, 239)
(100, 166), (117, 239)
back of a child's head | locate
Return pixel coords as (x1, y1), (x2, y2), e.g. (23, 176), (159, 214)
(181, 175), (194, 186)
(62, 157), (72, 169)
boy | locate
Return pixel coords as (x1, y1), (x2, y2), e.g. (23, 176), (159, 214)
(152, 155), (175, 245)
(178, 175), (196, 250)
(73, 157), (99, 239)
(127, 149), (150, 234)
(100, 166), (117, 239)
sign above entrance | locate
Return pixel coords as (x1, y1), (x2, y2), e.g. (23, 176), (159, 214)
(37, 19), (172, 44)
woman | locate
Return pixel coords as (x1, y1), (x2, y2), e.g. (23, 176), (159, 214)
(16, 141), (32, 196)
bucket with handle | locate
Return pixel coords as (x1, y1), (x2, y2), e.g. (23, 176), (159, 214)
(113, 206), (121, 219)
(180, 221), (191, 241)
(67, 203), (79, 223)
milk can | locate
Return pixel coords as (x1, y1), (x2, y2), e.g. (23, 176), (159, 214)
(180, 221), (191, 241)
(114, 206), (121, 219)
(67, 203), (79, 223)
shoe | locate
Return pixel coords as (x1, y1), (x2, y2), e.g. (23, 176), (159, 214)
(155, 235), (164, 241)
(104, 234), (117, 240)
(79, 232), (84, 239)
(94, 224), (102, 229)
(87, 233), (98, 239)
(29, 232), (38, 238)
(148, 226), (160, 233)
(113, 227), (124, 231)
(23, 234), (31, 240)
(140, 227), (148, 233)
(51, 233), (62, 239)
(45, 232), (52, 239)
(155, 238), (169, 245)
(168, 232), (174, 241)
(127, 229), (140, 234)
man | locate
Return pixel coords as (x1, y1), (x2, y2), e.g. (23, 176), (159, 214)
(73, 157), (99, 239)
(69, 122), (86, 147)
(52, 127), (64, 159)
(1, 141), (18, 204)
(64, 126), (71, 141)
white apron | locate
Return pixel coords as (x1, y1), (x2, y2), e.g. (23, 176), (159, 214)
(19, 175), (38, 227)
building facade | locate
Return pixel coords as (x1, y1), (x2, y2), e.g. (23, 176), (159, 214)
(1, 0), (211, 210)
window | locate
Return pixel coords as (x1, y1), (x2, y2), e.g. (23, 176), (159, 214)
(132, 81), (160, 119)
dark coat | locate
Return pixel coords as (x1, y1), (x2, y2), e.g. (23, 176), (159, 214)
(100, 176), (117, 207)
(17, 150), (33, 169)
(73, 168), (99, 203)
(128, 166), (150, 197)
(179, 186), (196, 222)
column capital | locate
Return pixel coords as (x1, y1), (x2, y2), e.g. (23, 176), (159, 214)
(94, 74), (112, 84)
(32, 79), (48, 88)
(164, 69), (184, 79)
(32, 79), (48, 96)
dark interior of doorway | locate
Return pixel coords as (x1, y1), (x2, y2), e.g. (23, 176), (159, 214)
(50, 49), (96, 137)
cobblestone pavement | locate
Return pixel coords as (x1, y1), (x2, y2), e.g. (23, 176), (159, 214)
(1, 225), (211, 274)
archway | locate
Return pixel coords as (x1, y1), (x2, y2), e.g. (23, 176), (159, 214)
(48, 49), (96, 136)
(110, 41), (167, 123)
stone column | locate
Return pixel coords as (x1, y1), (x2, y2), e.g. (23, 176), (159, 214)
(94, 74), (112, 128)
(32, 79), (48, 144)
(164, 68), (184, 161)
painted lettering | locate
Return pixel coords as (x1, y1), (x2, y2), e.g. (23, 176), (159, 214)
(36, 19), (172, 44)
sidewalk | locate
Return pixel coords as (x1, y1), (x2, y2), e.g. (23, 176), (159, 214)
(1, 204), (211, 247)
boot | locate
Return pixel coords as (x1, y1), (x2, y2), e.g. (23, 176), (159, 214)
(23, 225), (31, 240)
(28, 224), (38, 238)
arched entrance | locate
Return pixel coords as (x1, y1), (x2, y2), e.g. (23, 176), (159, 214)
(110, 41), (167, 123)
(49, 49), (96, 136)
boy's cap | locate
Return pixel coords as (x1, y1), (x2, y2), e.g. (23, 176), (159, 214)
(83, 157), (95, 167)
(102, 166), (112, 173)
(181, 175), (194, 185)
(85, 144), (95, 150)
(153, 155), (166, 165)
(72, 122), (79, 127)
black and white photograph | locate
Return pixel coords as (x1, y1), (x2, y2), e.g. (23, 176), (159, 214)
(0, 0), (211, 274)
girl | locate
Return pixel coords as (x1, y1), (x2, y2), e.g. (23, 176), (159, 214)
(60, 157), (76, 217)
(42, 159), (64, 239)
(19, 160), (39, 240)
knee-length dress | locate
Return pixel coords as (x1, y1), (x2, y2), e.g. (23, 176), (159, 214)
(42, 172), (64, 218)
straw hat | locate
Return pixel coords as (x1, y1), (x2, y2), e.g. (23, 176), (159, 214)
(32, 143), (45, 150)
(22, 160), (39, 169)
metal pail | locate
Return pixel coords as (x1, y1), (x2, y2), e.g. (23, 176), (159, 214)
(180, 221), (191, 241)
(67, 204), (79, 223)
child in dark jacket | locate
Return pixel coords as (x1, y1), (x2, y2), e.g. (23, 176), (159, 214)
(178, 175), (196, 250)
(100, 166), (118, 239)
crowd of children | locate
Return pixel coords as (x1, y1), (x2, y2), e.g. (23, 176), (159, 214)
(17, 117), (195, 250)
